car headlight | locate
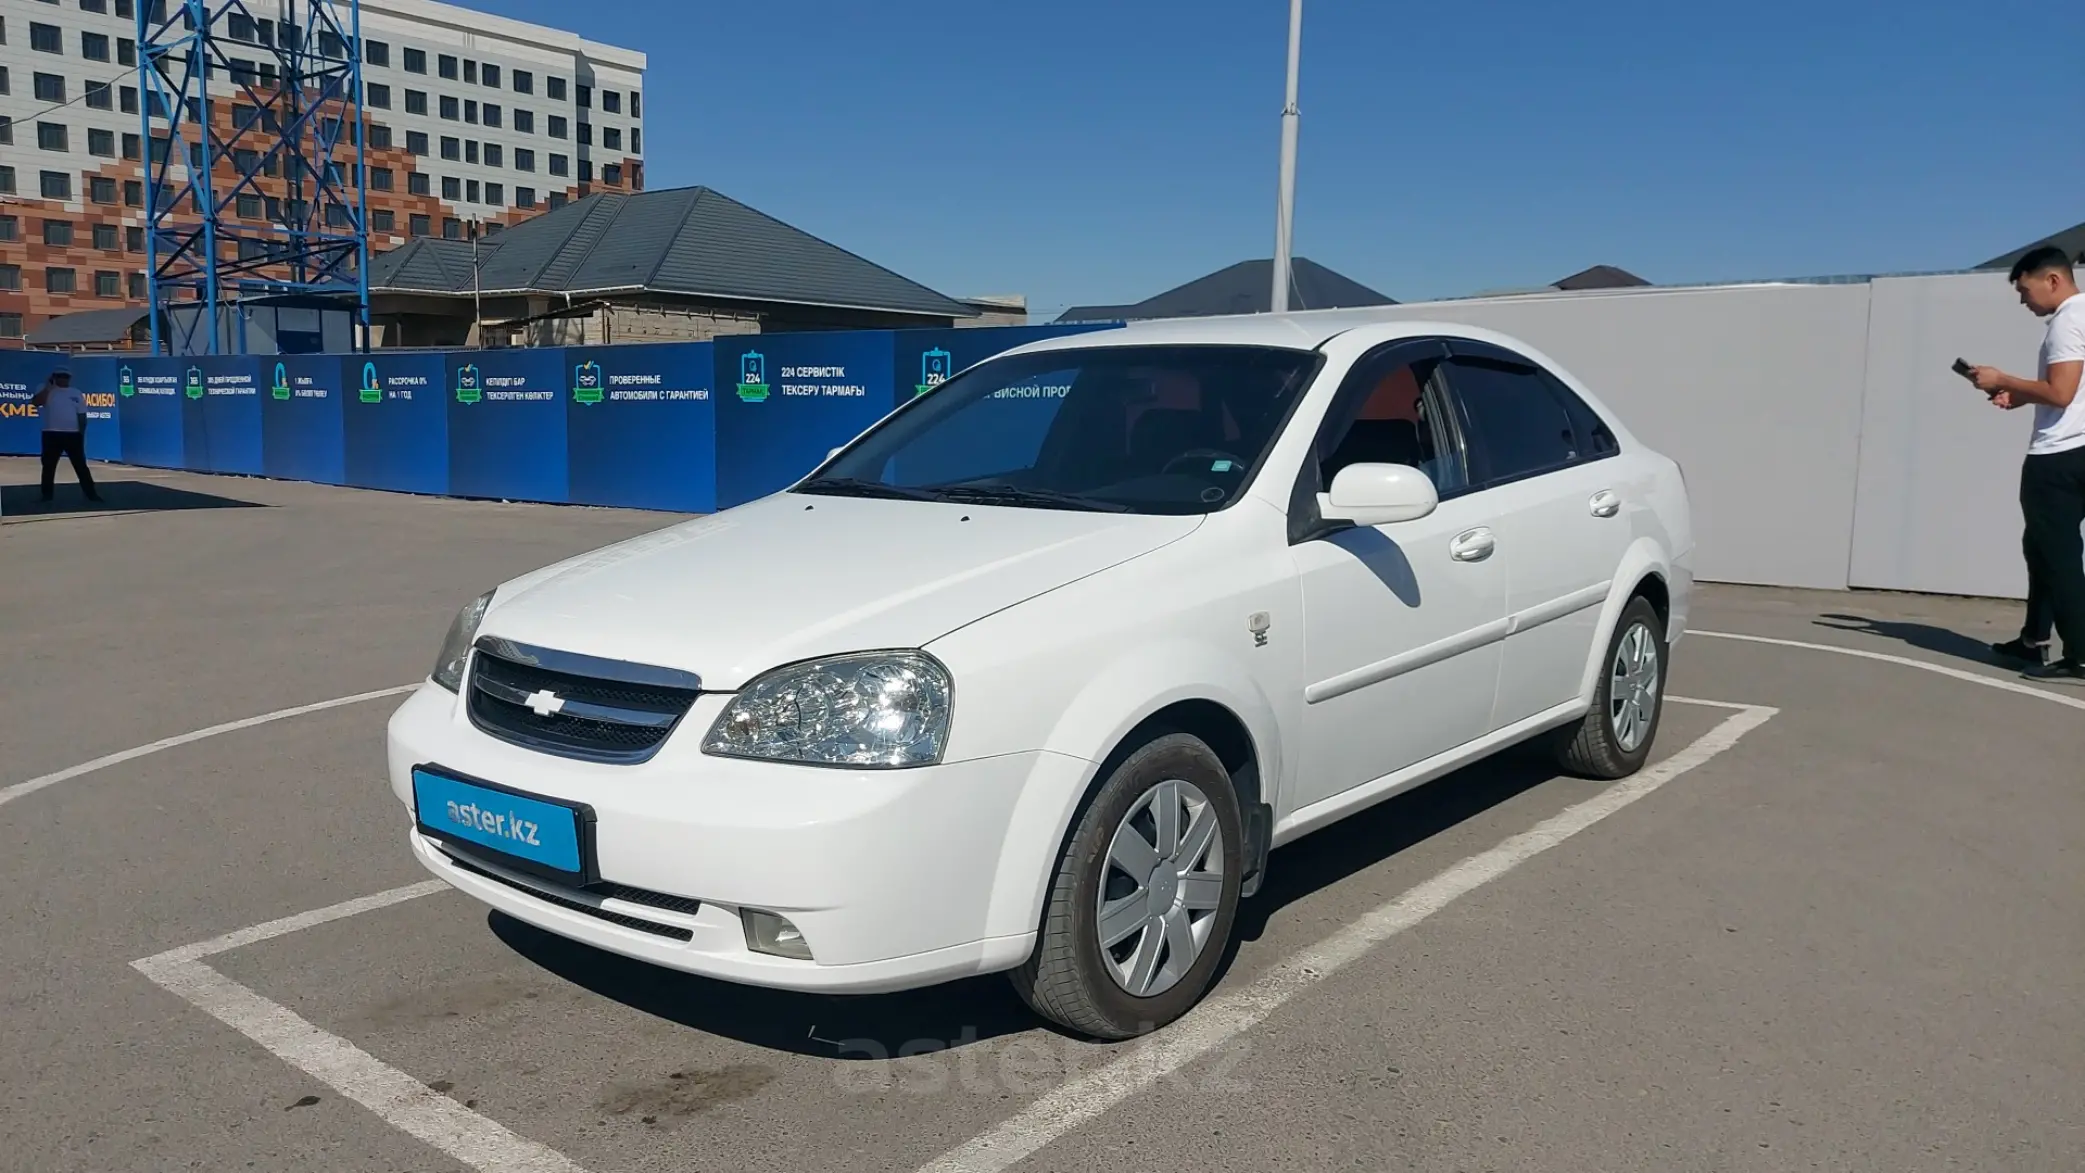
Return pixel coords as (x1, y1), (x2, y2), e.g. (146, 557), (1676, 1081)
(703, 651), (952, 768)
(431, 590), (495, 692)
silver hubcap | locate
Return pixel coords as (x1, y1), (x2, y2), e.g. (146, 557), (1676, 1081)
(1096, 778), (1226, 998)
(1609, 621), (1661, 753)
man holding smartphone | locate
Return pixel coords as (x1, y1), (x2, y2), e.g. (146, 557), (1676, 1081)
(29, 366), (104, 505)
(1966, 245), (2085, 683)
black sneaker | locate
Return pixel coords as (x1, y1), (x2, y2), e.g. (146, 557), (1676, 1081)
(2021, 658), (2085, 685)
(1991, 637), (2050, 666)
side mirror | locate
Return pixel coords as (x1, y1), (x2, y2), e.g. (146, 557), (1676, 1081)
(1318, 463), (1437, 527)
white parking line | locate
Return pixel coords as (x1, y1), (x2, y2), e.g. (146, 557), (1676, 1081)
(0, 685), (417, 811)
(1690, 629), (2085, 712)
(126, 697), (1769, 1173)
(912, 699), (1777, 1173)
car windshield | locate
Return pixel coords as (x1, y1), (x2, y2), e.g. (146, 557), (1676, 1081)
(801, 344), (1323, 515)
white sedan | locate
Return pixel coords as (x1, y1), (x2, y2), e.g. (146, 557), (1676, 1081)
(386, 312), (1693, 1039)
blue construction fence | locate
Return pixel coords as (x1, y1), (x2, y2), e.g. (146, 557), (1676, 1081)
(0, 322), (1118, 512)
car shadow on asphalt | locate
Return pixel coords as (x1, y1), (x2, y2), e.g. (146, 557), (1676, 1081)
(0, 479), (268, 523)
(1813, 612), (2006, 666)
(489, 744), (1566, 1059)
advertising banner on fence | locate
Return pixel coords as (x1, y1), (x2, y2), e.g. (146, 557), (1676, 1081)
(183, 356), (266, 476)
(113, 356), (189, 469)
(262, 356), (347, 485)
(0, 351), (119, 461)
(565, 342), (717, 513)
(711, 331), (895, 508)
(447, 348), (568, 503)
(343, 352), (448, 496)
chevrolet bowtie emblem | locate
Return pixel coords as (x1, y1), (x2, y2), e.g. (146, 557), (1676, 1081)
(522, 689), (566, 717)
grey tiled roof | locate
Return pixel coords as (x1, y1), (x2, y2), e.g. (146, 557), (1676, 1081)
(367, 186), (975, 318)
(1979, 220), (2085, 270)
(1057, 257), (1394, 322)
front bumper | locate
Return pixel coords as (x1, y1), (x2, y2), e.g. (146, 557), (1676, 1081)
(386, 683), (1082, 994)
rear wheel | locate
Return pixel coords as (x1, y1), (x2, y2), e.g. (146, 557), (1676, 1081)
(1010, 733), (1243, 1040)
(1553, 594), (1667, 779)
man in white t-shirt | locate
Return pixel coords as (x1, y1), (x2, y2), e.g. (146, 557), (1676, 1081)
(1968, 245), (2085, 684)
(29, 366), (104, 505)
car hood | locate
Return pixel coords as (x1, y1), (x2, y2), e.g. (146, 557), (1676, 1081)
(476, 492), (1202, 690)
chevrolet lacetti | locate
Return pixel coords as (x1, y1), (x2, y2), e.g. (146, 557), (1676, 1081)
(386, 311), (1694, 1040)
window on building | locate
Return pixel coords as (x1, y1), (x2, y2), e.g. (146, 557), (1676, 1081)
(438, 54), (458, 80)
(81, 0), (111, 13)
(369, 166), (392, 190)
(483, 103), (501, 129)
(465, 178), (479, 202)
(365, 38), (389, 67)
(236, 193), (261, 217)
(319, 30), (344, 59)
(602, 163), (621, 187)
(0, 265), (18, 291)
(513, 69), (533, 95)
(128, 272), (146, 298)
(408, 172), (429, 195)
(0, 168), (12, 195)
(440, 94), (458, 120)
(548, 192), (568, 210)
(81, 30), (110, 60)
(442, 217), (462, 239)
(44, 219), (74, 246)
(46, 268), (78, 293)
(367, 123), (392, 149)
(372, 208), (394, 231)
(228, 57), (257, 85)
(485, 181), (503, 205)
(441, 175), (460, 199)
(576, 122), (592, 147)
(513, 108), (534, 134)
(515, 187), (535, 209)
(96, 270), (120, 297)
(38, 122), (68, 151)
(464, 139), (477, 164)
(0, 68), (10, 97)
(228, 12), (256, 41)
(409, 213), (430, 236)
(0, 118), (11, 146)
(513, 148), (535, 172)
(124, 179), (142, 205)
(439, 135), (459, 160)
(403, 47), (425, 73)
(366, 82), (390, 108)
(324, 203), (351, 228)
(464, 99), (478, 124)
(405, 88), (427, 114)
(462, 59), (477, 84)
(576, 83), (591, 108)
(93, 222), (118, 249)
(89, 175), (116, 203)
(0, 314), (22, 340)
(87, 127), (115, 156)
(126, 225), (143, 251)
(548, 153), (569, 176)
(630, 91), (641, 118)
(31, 22), (63, 54)
(578, 159), (593, 182)
(34, 72), (64, 102)
(602, 90), (620, 114)
(547, 76), (566, 101)
(406, 130), (428, 155)
(86, 80), (111, 109)
(483, 63), (500, 88)
(118, 36), (135, 65)
(548, 115), (567, 139)
(630, 127), (641, 153)
(120, 85), (137, 113)
(484, 143), (501, 167)
(0, 218), (14, 242)
(603, 127), (621, 151)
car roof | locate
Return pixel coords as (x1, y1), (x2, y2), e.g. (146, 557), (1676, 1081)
(1000, 307), (1519, 356)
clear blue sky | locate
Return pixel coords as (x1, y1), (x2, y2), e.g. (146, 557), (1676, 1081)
(459, 0), (2082, 320)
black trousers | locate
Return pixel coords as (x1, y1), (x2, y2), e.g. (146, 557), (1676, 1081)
(39, 430), (98, 499)
(2019, 445), (2085, 657)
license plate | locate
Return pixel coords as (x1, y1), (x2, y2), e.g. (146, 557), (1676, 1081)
(412, 766), (594, 884)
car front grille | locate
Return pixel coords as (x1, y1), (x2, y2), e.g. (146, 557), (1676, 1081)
(466, 636), (703, 764)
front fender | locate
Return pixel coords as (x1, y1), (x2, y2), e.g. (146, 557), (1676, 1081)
(980, 639), (1289, 941)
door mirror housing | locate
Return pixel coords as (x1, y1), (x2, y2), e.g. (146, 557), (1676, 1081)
(1318, 463), (1438, 527)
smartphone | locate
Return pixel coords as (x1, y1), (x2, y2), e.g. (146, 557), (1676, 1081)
(1952, 357), (1975, 378)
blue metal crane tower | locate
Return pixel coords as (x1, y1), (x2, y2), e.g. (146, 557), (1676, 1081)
(137, 0), (370, 354)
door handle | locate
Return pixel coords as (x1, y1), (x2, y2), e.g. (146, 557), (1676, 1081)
(1449, 527), (1496, 562)
(1589, 490), (1621, 518)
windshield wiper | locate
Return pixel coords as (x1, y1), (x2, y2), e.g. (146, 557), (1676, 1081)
(794, 477), (940, 502)
(927, 484), (1130, 513)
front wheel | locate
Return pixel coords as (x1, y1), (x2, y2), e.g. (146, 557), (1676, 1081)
(1009, 733), (1244, 1040)
(1552, 595), (1668, 779)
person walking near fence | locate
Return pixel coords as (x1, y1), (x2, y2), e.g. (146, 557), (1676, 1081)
(30, 367), (103, 505)
(1969, 245), (2085, 684)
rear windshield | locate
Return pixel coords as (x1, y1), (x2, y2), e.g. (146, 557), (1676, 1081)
(801, 344), (1322, 515)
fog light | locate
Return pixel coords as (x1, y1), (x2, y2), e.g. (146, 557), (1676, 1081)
(741, 909), (812, 960)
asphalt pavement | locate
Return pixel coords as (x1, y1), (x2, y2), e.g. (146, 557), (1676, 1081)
(3, 458), (2079, 1173)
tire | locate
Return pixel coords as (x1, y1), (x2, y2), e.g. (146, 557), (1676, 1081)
(1010, 732), (1244, 1040)
(1553, 595), (1668, 780)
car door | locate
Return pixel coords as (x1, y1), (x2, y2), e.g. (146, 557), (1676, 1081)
(1286, 339), (1509, 814)
(1436, 340), (1630, 730)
